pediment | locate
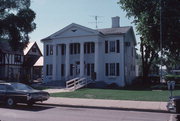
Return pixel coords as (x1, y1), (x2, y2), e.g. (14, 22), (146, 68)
(49, 23), (99, 39)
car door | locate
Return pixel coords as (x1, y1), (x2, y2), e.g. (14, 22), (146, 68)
(0, 84), (6, 102)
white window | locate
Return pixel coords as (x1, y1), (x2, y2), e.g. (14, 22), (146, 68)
(109, 63), (115, 76)
(109, 41), (115, 52)
(46, 64), (53, 76)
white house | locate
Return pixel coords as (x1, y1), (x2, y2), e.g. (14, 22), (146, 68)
(41, 16), (136, 87)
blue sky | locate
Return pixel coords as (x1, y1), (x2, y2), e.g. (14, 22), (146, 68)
(30, 0), (139, 52)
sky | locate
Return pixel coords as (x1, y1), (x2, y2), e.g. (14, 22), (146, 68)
(30, 0), (139, 53)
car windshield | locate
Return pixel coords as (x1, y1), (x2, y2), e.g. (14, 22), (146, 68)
(10, 83), (33, 91)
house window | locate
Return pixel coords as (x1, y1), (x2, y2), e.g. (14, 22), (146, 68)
(50, 45), (53, 55)
(14, 55), (21, 62)
(46, 64), (53, 76)
(84, 42), (95, 54)
(109, 41), (116, 52)
(91, 64), (94, 73)
(91, 43), (95, 53)
(109, 63), (115, 76)
(105, 63), (120, 76)
(70, 43), (80, 55)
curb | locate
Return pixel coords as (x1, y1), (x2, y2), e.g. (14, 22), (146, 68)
(36, 102), (169, 114)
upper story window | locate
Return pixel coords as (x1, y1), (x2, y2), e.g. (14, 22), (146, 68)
(109, 41), (116, 52)
(84, 42), (94, 54)
(105, 40), (120, 53)
(70, 43), (80, 55)
(14, 54), (21, 63)
(50, 45), (53, 55)
(46, 44), (53, 56)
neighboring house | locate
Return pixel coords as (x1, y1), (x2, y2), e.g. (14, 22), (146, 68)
(0, 40), (24, 81)
(41, 16), (136, 86)
(23, 42), (42, 80)
(0, 40), (43, 82)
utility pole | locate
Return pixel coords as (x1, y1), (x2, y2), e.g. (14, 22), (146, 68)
(160, 0), (163, 83)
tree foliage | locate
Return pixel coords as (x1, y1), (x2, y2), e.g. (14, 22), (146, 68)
(118, 0), (180, 80)
(0, 0), (36, 50)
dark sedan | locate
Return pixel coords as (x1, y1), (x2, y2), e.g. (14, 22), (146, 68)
(0, 82), (50, 107)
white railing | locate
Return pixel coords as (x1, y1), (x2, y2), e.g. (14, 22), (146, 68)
(66, 77), (93, 90)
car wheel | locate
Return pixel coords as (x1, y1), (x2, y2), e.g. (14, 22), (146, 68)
(6, 98), (15, 107)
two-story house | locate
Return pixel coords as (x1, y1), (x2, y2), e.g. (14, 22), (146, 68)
(0, 40), (23, 81)
(41, 16), (136, 86)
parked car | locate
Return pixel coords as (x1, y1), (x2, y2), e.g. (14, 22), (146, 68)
(167, 96), (180, 113)
(0, 82), (49, 107)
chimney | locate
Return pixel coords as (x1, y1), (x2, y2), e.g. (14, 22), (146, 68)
(112, 16), (120, 28)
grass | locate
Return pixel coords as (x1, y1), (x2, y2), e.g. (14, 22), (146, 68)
(51, 88), (180, 102)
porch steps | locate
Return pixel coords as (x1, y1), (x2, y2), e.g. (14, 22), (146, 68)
(66, 77), (93, 91)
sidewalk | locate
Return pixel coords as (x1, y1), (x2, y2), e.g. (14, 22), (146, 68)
(41, 88), (168, 112)
(39, 97), (168, 112)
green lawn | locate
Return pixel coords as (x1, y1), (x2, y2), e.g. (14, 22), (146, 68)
(51, 88), (180, 102)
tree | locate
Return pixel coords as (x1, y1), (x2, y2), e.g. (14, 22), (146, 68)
(118, 0), (180, 82)
(0, 0), (36, 50)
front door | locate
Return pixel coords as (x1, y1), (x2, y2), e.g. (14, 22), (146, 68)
(73, 61), (80, 77)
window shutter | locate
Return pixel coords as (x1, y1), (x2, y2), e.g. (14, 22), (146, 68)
(70, 64), (73, 76)
(116, 63), (120, 76)
(116, 40), (120, 53)
(46, 45), (49, 56)
(87, 64), (90, 76)
(105, 41), (108, 53)
(105, 63), (109, 76)
(46, 64), (49, 75)
(61, 64), (64, 76)
(61, 44), (65, 55)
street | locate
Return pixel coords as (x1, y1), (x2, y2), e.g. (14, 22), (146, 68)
(0, 104), (176, 121)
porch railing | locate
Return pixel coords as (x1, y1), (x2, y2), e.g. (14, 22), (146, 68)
(66, 77), (93, 90)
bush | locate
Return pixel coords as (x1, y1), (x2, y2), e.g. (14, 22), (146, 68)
(106, 83), (119, 89)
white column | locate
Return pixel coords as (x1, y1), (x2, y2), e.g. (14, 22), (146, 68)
(57, 44), (62, 80)
(52, 44), (57, 80)
(94, 41), (99, 80)
(65, 43), (70, 79)
(80, 42), (84, 77)
(120, 41), (125, 85)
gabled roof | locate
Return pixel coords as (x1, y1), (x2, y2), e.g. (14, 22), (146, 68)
(23, 42), (42, 56)
(33, 56), (43, 67)
(41, 23), (101, 41)
(97, 26), (131, 35)
(23, 42), (35, 55)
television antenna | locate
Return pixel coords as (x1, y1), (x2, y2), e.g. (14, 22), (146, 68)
(89, 15), (103, 29)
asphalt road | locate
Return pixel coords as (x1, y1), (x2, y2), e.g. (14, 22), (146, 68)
(0, 104), (178, 121)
